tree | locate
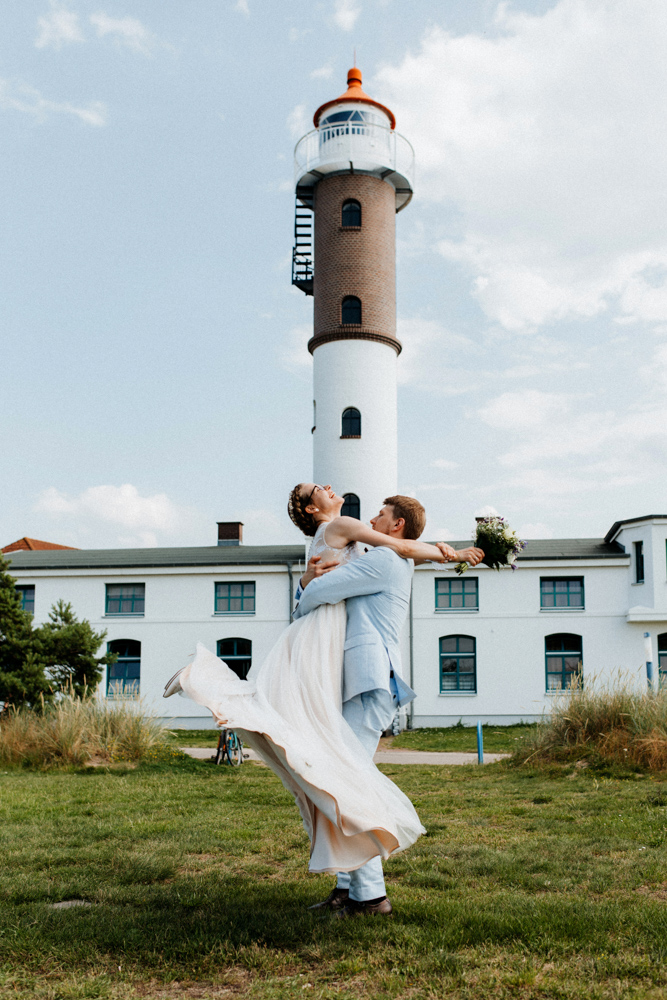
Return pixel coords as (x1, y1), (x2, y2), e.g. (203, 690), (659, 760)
(35, 600), (114, 698)
(0, 554), (50, 709)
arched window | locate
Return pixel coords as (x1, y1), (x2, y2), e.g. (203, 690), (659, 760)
(342, 199), (361, 227)
(107, 639), (141, 696)
(341, 493), (360, 519)
(217, 637), (252, 680)
(341, 407), (361, 437)
(341, 296), (361, 325)
(658, 633), (667, 684)
(545, 633), (582, 691)
(439, 635), (476, 692)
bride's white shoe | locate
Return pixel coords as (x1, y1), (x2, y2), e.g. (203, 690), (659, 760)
(163, 668), (184, 698)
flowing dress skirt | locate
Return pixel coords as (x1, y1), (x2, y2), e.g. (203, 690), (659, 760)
(166, 602), (425, 873)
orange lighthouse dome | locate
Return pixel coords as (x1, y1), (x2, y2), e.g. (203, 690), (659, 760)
(313, 67), (396, 130)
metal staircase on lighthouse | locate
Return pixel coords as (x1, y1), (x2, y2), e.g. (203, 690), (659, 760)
(291, 189), (314, 295)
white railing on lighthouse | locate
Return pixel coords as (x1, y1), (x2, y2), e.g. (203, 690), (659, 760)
(294, 123), (415, 205)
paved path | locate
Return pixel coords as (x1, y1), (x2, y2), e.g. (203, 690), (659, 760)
(181, 747), (508, 765)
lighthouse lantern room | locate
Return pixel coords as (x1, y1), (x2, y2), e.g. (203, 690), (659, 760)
(292, 68), (414, 524)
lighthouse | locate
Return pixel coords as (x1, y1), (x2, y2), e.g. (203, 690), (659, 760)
(292, 67), (414, 523)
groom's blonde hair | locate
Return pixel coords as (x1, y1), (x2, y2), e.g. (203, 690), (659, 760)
(384, 496), (426, 540)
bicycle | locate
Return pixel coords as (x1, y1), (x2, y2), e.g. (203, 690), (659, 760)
(214, 727), (243, 767)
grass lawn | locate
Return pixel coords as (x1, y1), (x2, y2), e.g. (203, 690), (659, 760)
(1, 757), (667, 1000)
(168, 724), (536, 754)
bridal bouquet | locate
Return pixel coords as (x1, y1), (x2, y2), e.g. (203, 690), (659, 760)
(454, 515), (526, 575)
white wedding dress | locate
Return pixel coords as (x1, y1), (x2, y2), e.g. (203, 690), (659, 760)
(164, 523), (425, 874)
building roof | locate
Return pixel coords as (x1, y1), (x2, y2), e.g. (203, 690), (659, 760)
(604, 515), (667, 544)
(1, 537), (79, 554)
(313, 67), (396, 130)
(4, 544), (307, 571)
(515, 538), (627, 561)
(3, 538), (626, 573)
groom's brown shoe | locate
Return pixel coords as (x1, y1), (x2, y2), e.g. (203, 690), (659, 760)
(336, 897), (393, 918)
(307, 888), (349, 912)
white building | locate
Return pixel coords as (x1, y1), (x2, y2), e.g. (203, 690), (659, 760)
(5, 514), (666, 727)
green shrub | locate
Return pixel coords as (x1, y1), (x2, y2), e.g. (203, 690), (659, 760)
(0, 691), (169, 767)
(515, 672), (667, 770)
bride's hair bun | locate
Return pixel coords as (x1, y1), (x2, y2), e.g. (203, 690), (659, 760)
(288, 484), (318, 537)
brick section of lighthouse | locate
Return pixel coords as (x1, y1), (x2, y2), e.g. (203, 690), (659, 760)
(312, 174), (398, 346)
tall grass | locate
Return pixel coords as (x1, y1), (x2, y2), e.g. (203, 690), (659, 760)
(0, 692), (169, 767)
(516, 671), (667, 769)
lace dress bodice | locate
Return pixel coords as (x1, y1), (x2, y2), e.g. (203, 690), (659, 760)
(308, 521), (360, 569)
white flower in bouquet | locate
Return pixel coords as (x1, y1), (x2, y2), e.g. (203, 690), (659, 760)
(454, 513), (526, 575)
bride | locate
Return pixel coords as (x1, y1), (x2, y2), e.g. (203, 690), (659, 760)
(165, 484), (476, 876)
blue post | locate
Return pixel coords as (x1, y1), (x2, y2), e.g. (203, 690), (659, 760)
(477, 720), (483, 765)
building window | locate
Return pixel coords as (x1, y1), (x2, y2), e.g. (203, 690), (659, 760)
(435, 577), (478, 610)
(540, 577), (584, 609)
(658, 633), (667, 684)
(107, 639), (140, 696)
(105, 583), (145, 616)
(341, 493), (360, 519)
(341, 199), (361, 227)
(634, 541), (645, 583)
(341, 407), (361, 437)
(545, 633), (583, 691)
(217, 638), (252, 680)
(439, 635), (476, 692)
(15, 585), (35, 615)
(215, 582), (255, 614)
(341, 296), (361, 325)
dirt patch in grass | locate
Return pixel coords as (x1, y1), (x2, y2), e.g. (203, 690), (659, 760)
(636, 881), (667, 900)
(134, 971), (250, 997)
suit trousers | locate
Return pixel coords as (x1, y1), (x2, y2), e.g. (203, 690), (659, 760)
(336, 687), (397, 901)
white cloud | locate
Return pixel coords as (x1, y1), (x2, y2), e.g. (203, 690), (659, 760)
(310, 65), (333, 80)
(377, 1), (667, 332)
(35, 4), (84, 49)
(431, 458), (459, 470)
(35, 484), (192, 548)
(90, 12), (156, 55)
(396, 316), (478, 389)
(281, 324), (313, 373)
(416, 483), (464, 493)
(241, 508), (305, 547)
(518, 522), (554, 540)
(474, 505), (499, 518)
(426, 525), (456, 541)
(333, 0), (361, 31)
(477, 389), (570, 432)
(235, 0), (250, 15)
(0, 80), (105, 125)
(287, 103), (309, 140)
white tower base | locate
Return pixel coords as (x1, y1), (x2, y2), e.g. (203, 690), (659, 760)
(312, 338), (398, 524)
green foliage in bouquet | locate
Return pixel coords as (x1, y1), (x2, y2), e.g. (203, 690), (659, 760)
(455, 516), (526, 575)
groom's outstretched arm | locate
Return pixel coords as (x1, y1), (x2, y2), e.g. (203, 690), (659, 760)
(293, 546), (395, 619)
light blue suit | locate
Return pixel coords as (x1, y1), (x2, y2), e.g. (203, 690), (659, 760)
(293, 545), (416, 900)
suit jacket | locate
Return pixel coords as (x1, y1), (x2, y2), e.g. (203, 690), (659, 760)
(292, 546), (417, 706)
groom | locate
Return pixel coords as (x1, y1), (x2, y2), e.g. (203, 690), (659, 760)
(293, 495), (483, 917)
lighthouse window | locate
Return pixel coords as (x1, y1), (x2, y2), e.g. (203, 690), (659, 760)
(341, 296), (362, 325)
(319, 109), (383, 144)
(341, 408), (361, 437)
(342, 200), (361, 227)
(341, 494), (360, 520)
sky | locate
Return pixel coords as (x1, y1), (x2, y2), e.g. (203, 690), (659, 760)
(2, 0), (666, 550)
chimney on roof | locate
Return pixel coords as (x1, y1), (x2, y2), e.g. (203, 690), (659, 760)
(217, 521), (243, 546)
